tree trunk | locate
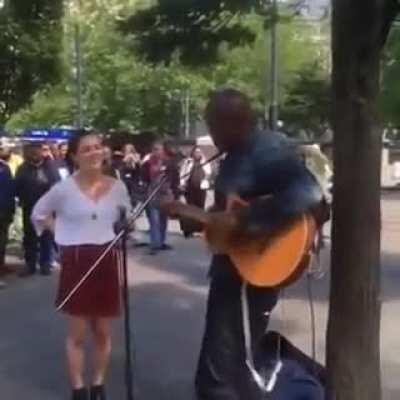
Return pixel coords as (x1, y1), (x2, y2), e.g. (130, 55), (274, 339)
(327, 1), (387, 399)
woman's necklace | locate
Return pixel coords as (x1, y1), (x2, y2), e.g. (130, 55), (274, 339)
(75, 174), (107, 222)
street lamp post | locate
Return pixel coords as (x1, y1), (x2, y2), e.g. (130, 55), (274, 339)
(268, 0), (279, 132)
(71, 0), (83, 129)
(74, 22), (83, 129)
(184, 88), (191, 139)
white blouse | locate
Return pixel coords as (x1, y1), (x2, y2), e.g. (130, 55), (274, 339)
(32, 176), (131, 246)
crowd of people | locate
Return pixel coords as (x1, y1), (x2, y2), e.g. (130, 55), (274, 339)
(0, 136), (213, 288)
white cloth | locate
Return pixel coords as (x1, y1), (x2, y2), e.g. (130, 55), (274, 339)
(31, 176), (131, 246)
(179, 157), (212, 191)
(300, 145), (333, 203)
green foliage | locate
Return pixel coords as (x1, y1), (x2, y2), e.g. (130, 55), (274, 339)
(208, 16), (327, 114)
(381, 27), (400, 127)
(77, 11), (213, 132)
(8, 6), (213, 134)
(0, 1), (64, 126)
(281, 62), (330, 139)
(6, 85), (74, 132)
(120, 0), (312, 67)
(120, 0), (262, 65)
(4, 0), (331, 138)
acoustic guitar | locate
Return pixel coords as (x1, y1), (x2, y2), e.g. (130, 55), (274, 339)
(170, 198), (317, 288)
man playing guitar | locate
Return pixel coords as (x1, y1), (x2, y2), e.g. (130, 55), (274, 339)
(163, 89), (324, 399)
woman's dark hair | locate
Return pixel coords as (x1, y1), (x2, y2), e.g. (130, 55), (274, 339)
(67, 129), (101, 156)
(66, 129), (101, 173)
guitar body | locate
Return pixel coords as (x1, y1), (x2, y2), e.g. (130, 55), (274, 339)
(170, 198), (317, 288)
(213, 214), (316, 288)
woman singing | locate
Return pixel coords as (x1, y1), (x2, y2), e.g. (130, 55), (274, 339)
(32, 131), (131, 400)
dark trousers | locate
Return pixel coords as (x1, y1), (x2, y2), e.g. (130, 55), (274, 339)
(186, 187), (207, 209)
(22, 208), (53, 272)
(0, 217), (11, 267)
(195, 258), (278, 400)
(181, 188), (207, 236)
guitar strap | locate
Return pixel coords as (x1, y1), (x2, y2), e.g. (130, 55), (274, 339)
(241, 231), (327, 393)
(241, 283), (283, 393)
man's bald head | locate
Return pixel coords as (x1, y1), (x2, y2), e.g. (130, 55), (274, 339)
(205, 89), (255, 151)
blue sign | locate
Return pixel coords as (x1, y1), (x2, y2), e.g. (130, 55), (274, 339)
(22, 128), (76, 141)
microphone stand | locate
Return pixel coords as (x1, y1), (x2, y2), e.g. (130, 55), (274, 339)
(121, 228), (135, 400)
(56, 150), (224, 400)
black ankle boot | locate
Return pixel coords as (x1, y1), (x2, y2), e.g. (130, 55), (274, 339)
(72, 387), (88, 400)
(90, 385), (106, 400)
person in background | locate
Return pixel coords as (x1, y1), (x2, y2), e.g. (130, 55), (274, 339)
(179, 146), (212, 237)
(32, 130), (131, 400)
(123, 144), (141, 170)
(52, 142), (70, 180)
(0, 139), (23, 176)
(50, 142), (61, 160)
(298, 144), (333, 204)
(41, 142), (67, 264)
(59, 142), (69, 161)
(0, 157), (15, 287)
(42, 142), (54, 161)
(102, 144), (120, 179)
(15, 142), (60, 276)
(163, 140), (184, 200)
(142, 141), (173, 255)
(119, 144), (142, 205)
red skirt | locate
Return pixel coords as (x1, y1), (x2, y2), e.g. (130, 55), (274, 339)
(56, 243), (121, 317)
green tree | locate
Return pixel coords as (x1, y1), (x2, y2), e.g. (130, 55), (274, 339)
(0, 0), (64, 126)
(208, 15), (327, 116)
(120, 0), (260, 66)
(380, 26), (400, 127)
(120, 0), (314, 66)
(5, 0), (329, 135)
(281, 62), (330, 138)
(7, 5), (213, 134)
(6, 85), (74, 132)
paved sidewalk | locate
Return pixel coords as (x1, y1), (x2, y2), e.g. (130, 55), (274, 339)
(0, 194), (399, 399)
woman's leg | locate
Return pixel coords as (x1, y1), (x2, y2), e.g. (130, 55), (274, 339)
(66, 316), (88, 389)
(90, 317), (112, 386)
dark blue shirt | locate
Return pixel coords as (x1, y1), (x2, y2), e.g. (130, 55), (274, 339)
(210, 131), (323, 277)
(215, 130), (323, 235)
